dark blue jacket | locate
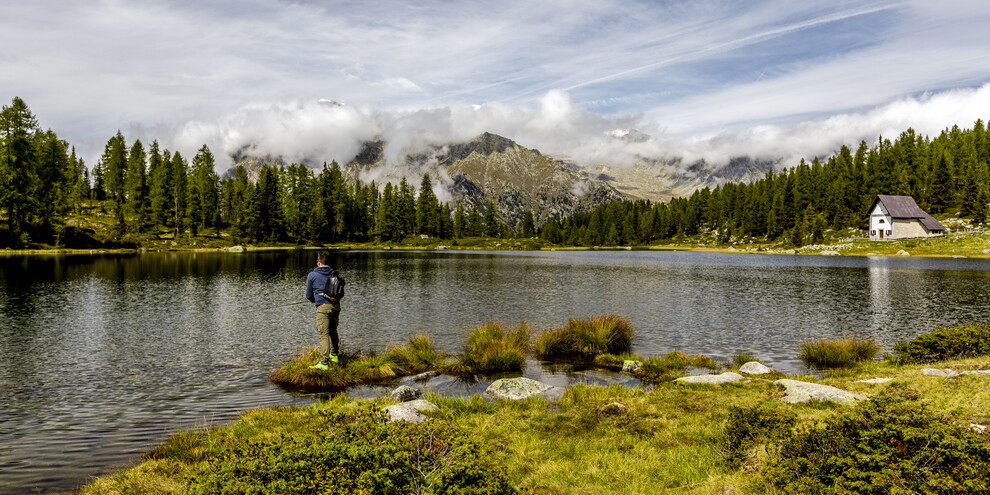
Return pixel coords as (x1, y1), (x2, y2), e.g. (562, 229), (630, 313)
(306, 266), (338, 306)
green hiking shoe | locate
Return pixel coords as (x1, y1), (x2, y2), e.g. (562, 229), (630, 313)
(310, 362), (329, 370)
(330, 355), (339, 363)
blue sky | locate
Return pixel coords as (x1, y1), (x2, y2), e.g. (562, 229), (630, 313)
(3, 0), (990, 168)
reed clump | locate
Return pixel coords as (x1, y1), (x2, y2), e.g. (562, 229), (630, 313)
(456, 321), (531, 374)
(534, 314), (634, 359)
(798, 337), (880, 368)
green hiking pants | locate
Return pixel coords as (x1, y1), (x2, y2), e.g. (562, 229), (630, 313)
(316, 302), (341, 365)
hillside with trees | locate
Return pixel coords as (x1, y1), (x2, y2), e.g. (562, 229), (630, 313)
(541, 122), (990, 247)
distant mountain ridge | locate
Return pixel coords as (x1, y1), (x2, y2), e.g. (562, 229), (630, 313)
(223, 131), (776, 225)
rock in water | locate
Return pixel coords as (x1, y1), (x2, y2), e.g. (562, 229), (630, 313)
(389, 385), (422, 402)
(382, 399), (439, 423)
(774, 379), (865, 405)
(485, 377), (553, 400)
(675, 372), (744, 385)
(896, 250), (911, 256)
(621, 360), (642, 373)
(738, 361), (772, 375)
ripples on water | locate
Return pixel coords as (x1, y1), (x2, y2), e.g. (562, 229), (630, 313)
(2, 250), (990, 492)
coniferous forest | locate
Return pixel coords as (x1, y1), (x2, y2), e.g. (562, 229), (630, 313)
(2, 95), (988, 249)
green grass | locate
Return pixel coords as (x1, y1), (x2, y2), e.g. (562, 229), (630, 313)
(635, 351), (719, 385)
(456, 320), (531, 374)
(798, 337), (880, 369)
(732, 352), (761, 367)
(84, 354), (990, 495)
(534, 314), (634, 359)
(270, 337), (446, 392)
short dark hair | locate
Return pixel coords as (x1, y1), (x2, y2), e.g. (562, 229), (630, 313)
(317, 251), (331, 266)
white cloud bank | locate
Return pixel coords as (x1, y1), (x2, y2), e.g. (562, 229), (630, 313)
(172, 83), (990, 174)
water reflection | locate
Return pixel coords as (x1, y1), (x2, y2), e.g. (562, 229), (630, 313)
(2, 250), (990, 492)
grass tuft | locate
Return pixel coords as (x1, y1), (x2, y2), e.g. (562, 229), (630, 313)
(455, 320), (530, 374)
(798, 337), (879, 368)
(635, 351), (718, 384)
(732, 352), (761, 367)
(534, 314), (634, 359)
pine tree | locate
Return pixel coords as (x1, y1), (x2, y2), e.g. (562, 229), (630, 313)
(415, 173), (440, 237)
(453, 203), (466, 238)
(124, 139), (147, 230)
(0, 97), (39, 234)
(520, 210), (536, 238)
(170, 151), (188, 238)
(483, 201), (499, 237)
(101, 131), (128, 238)
(466, 206), (482, 237)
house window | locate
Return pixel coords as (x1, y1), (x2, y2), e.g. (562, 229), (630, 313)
(871, 230), (876, 236)
(879, 219), (885, 224)
(886, 230), (892, 236)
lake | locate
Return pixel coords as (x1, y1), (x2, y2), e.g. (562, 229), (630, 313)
(2, 249), (990, 492)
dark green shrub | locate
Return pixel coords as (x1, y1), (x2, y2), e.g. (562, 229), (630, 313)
(721, 404), (796, 467)
(893, 323), (990, 363)
(764, 393), (990, 494)
(798, 337), (879, 368)
(188, 415), (515, 495)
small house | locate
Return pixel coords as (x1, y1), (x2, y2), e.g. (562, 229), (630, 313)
(868, 195), (945, 240)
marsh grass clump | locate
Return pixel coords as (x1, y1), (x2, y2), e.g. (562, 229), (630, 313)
(732, 352), (761, 367)
(592, 353), (643, 370)
(456, 321), (530, 374)
(798, 337), (879, 368)
(384, 334), (446, 374)
(635, 351), (718, 384)
(893, 323), (990, 363)
(534, 314), (633, 359)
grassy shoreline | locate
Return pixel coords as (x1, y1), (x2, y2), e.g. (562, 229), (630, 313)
(82, 353), (990, 495)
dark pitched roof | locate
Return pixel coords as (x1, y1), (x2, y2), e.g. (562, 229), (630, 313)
(873, 195), (945, 231)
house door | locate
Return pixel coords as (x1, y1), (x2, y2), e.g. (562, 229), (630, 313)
(879, 229), (884, 239)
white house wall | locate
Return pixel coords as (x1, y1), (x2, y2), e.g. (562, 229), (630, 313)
(869, 203), (892, 240)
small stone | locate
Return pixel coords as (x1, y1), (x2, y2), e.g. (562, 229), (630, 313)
(598, 402), (628, 416)
(971, 424), (988, 434)
(896, 250), (911, 256)
(774, 379), (865, 405)
(739, 361), (773, 375)
(952, 255), (966, 258)
(381, 399), (438, 423)
(982, 248), (990, 254)
(621, 360), (642, 373)
(410, 371), (437, 381)
(227, 245), (245, 252)
(819, 250), (840, 256)
(853, 377), (894, 384)
(921, 368), (960, 378)
(675, 372), (744, 385)
(485, 377), (553, 401)
(389, 385), (422, 402)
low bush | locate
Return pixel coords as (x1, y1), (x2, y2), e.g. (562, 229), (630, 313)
(798, 337), (879, 368)
(534, 314), (633, 359)
(893, 323), (990, 363)
(720, 404), (796, 468)
(457, 321), (530, 374)
(188, 414), (515, 495)
(763, 392), (990, 494)
(635, 351), (718, 384)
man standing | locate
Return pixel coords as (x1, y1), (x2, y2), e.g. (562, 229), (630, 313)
(305, 251), (342, 369)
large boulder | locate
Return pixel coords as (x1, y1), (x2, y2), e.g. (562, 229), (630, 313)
(675, 372), (744, 385)
(738, 361), (773, 375)
(922, 368), (960, 378)
(382, 399), (439, 423)
(485, 377), (553, 401)
(621, 360), (642, 373)
(774, 379), (865, 405)
(389, 385), (422, 402)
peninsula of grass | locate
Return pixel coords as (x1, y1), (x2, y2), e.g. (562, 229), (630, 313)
(85, 348), (990, 495)
(798, 336), (880, 368)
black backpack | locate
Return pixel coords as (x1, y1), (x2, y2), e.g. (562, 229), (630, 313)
(319, 269), (345, 303)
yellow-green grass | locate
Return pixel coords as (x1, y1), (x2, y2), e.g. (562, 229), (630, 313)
(270, 336), (447, 392)
(798, 337), (880, 369)
(534, 314), (634, 359)
(455, 320), (531, 374)
(635, 351), (720, 385)
(84, 355), (990, 495)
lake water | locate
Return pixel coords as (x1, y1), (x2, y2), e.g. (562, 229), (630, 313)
(2, 249), (990, 492)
